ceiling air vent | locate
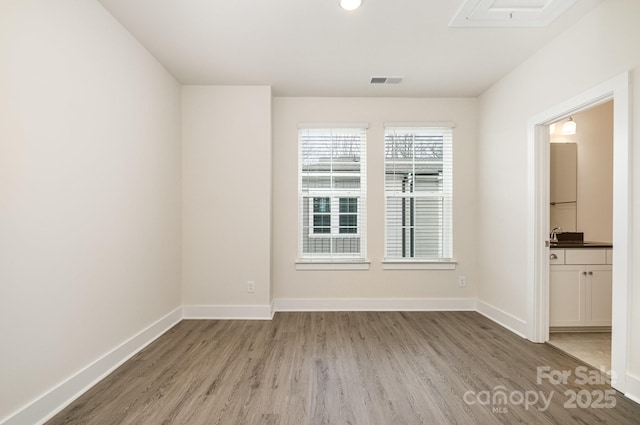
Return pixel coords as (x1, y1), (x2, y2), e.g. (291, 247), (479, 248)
(450, 0), (578, 28)
(370, 76), (404, 85)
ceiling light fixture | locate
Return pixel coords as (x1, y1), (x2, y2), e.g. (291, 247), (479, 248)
(562, 116), (577, 135)
(340, 0), (362, 11)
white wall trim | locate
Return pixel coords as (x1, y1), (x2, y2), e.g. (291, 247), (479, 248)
(476, 300), (528, 338)
(7, 300), (636, 425)
(0, 307), (183, 425)
(625, 374), (640, 405)
(526, 71), (631, 393)
(272, 297), (476, 312)
(182, 304), (274, 320)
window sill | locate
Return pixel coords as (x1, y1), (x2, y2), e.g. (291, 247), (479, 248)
(382, 260), (457, 270)
(296, 260), (370, 271)
(308, 234), (361, 239)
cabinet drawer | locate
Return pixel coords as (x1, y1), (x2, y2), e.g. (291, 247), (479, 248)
(565, 249), (607, 265)
(606, 249), (613, 265)
(549, 249), (565, 265)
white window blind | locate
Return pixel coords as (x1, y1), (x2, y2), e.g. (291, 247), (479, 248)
(298, 126), (367, 260)
(384, 125), (453, 261)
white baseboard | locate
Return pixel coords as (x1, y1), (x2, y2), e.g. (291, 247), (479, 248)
(182, 304), (273, 320)
(273, 297), (476, 312)
(1, 307), (183, 425)
(626, 373), (640, 405)
(6, 299), (636, 425)
(476, 300), (527, 338)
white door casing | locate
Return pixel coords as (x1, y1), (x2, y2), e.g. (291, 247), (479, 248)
(526, 72), (631, 392)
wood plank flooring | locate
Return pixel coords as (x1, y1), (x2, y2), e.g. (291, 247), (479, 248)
(47, 312), (640, 424)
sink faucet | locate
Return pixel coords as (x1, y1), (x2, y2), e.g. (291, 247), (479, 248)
(550, 227), (562, 242)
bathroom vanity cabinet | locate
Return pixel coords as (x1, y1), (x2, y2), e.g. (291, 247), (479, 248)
(549, 247), (612, 328)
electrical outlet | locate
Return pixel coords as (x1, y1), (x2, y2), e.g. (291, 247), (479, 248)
(458, 276), (466, 287)
(247, 281), (255, 293)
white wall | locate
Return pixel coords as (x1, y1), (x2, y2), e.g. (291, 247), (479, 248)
(181, 86), (272, 309)
(272, 97), (477, 302)
(477, 0), (640, 378)
(0, 0), (182, 421)
(550, 101), (613, 242)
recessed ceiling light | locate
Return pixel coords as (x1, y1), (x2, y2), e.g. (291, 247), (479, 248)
(340, 0), (362, 11)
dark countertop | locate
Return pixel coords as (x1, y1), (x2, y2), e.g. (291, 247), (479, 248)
(550, 241), (613, 249)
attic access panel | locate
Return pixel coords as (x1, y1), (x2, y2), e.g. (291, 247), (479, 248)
(450, 0), (578, 27)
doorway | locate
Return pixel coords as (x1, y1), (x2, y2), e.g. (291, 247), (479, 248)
(545, 101), (613, 372)
(526, 72), (631, 393)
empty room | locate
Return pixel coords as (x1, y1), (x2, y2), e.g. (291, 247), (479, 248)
(2, 0), (640, 424)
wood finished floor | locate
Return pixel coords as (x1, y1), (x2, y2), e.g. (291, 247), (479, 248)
(48, 312), (640, 425)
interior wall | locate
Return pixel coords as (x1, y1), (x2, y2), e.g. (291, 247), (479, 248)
(272, 97), (478, 301)
(0, 0), (182, 420)
(476, 0), (640, 377)
(181, 86), (272, 307)
(550, 101), (613, 242)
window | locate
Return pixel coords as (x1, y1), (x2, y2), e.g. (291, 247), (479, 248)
(339, 197), (358, 234)
(299, 126), (367, 261)
(384, 124), (453, 261)
(310, 197), (358, 235)
(312, 197), (331, 234)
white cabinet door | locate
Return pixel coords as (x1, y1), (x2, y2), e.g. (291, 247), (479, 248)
(585, 265), (613, 326)
(549, 265), (586, 327)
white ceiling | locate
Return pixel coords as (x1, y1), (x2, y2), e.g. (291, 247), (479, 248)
(96, 0), (602, 97)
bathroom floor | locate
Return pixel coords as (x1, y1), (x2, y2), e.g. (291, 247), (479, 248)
(547, 332), (611, 372)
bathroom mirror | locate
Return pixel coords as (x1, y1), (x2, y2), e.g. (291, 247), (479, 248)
(550, 143), (577, 232)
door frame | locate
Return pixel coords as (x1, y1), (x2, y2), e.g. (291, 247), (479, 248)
(526, 72), (631, 392)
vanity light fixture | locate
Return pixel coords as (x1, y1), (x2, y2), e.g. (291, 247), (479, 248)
(340, 0), (362, 11)
(562, 116), (577, 135)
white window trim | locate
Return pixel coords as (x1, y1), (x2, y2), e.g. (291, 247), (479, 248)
(383, 124), (454, 262)
(298, 126), (367, 261)
(295, 260), (371, 271)
(384, 121), (456, 129)
(381, 260), (457, 270)
(299, 122), (370, 129)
